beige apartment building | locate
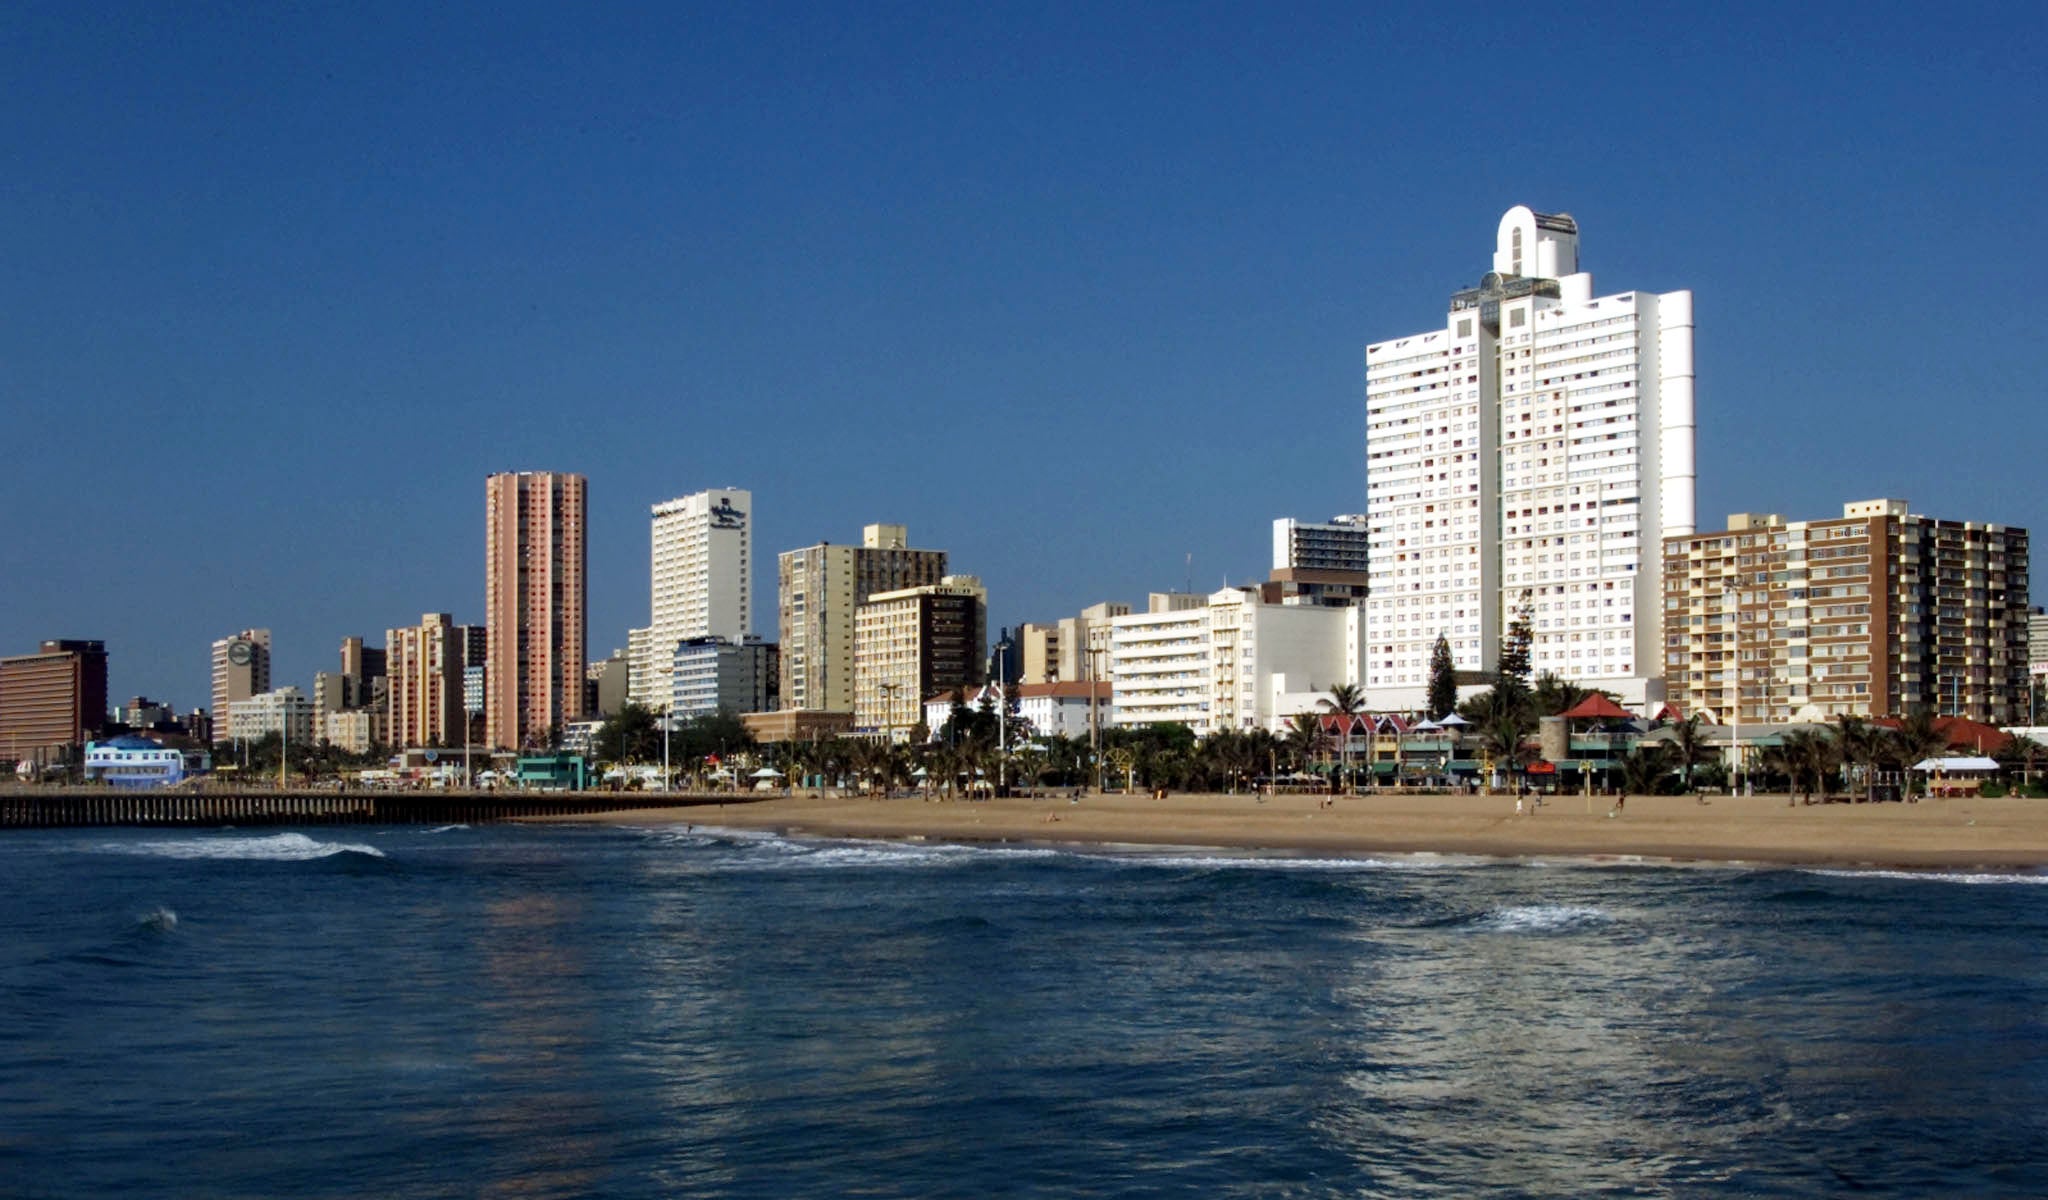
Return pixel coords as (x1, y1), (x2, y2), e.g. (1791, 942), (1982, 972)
(387, 613), (466, 748)
(209, 629), (271, 740)
(485, 471), (588, 749)
(852, 576), (987, 737)
(777, 524), (946, 713)
(1662, 499), (2030, 725)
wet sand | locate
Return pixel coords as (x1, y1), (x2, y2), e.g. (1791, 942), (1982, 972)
(536, 788), (2048, 870)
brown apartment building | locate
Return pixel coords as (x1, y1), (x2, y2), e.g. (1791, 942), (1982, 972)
(1662, 499), (2030, 725)
(0, 640), (108, 764)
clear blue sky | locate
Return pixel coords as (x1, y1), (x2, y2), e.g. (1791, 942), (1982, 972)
(3, 2), (2042, 709)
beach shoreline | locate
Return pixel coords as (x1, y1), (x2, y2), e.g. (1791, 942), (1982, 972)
(529, 788), (2048, 871)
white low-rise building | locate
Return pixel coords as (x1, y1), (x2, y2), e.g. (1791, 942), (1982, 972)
(1108, 588), (1364, 735)
(923, 682), (1113, 741)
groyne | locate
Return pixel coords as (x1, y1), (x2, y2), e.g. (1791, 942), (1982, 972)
(0, 787), (752, 828)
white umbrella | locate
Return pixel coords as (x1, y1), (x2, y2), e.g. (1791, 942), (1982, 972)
(1410, 719), (1441, 733)
(1435, 713), (1472, 727)
(751, 767), (784, 779)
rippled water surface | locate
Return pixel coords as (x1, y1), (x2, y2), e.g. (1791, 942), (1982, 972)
(4, 824), (2047, 1197)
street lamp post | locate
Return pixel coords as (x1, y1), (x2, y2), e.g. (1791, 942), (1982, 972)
(1726, 587), (1743, 796)
(995, 640), (1011, 795)
(660, 712), (673, 792)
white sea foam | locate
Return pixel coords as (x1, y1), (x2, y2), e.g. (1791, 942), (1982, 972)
(1093, 850), (1460, 872)
(138, 906), (178, 931)
(425, 824), (470, 834)
(1471, 904), (1611, 932)
(111, 833), (386, 861)
(1805, 867), (2048, 887)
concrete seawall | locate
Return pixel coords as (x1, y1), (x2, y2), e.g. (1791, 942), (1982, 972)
(0, 788), (751, 828)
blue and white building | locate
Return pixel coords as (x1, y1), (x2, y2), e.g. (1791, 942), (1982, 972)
(84, 735), (186, 788)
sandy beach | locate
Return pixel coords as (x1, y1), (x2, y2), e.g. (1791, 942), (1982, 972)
(539, 788), (2048, 870)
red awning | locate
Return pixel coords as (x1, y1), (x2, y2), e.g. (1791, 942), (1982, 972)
(1524, 760), (1557, 775)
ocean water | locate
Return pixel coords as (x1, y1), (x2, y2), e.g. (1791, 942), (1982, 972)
(3, 824), (2047, 1198)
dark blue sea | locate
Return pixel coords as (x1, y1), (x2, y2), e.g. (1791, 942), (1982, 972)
(4, 823), (2047, 1198)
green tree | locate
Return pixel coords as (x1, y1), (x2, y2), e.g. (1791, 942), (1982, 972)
(1427, 635), (1458, 720)
(1497, 589), (1535, 701)
(592, 702), (662, 765)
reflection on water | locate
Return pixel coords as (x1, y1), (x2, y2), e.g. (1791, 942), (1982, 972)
(4, 828), (2047, 1198)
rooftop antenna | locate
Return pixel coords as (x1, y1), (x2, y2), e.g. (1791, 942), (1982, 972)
(1185, 552), (1192, 595)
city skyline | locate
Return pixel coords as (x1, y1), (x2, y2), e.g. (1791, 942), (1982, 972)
(4, 4), (2043, 706)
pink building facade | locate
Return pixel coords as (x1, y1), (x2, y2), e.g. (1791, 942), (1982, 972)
(485, 472), (588, 750)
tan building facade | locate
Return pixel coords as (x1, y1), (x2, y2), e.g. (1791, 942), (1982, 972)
(485, 472), (588, 749)
(853, 576), (987, 736)
(777, 523), (946, 713)
(1663, 500), (2030, 725)
(387, 613), (466, 748)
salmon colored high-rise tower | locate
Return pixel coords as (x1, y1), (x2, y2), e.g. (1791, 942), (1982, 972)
(485, 472), (587, 750)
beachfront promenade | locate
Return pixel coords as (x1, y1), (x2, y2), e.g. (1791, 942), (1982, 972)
(0, 786), (754, 829)
(9, 785), (2047, 871)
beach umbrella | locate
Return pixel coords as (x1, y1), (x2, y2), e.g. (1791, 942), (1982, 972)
(751, 767), (784, 779)
(1435, 713), (1471, 727)
(1411, 719), (1441, 733)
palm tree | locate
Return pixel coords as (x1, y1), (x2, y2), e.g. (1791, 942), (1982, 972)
(1617, 742), (1671, 796)
(1319, 683), (1366, 793)
(1893, 708), (1950, 796)
(1769, 728), (1841, 805)
(1670, 713), (1708, 791)
(1532, 672), (1593, 718)
(1286, 711), (1325, 775)
(1996, 732), (2044, 789)
(1481, 707), (1536, 788)
(1834, 715), (1891, 800)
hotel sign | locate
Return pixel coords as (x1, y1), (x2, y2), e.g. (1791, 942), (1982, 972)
(710, 498), (746, 530)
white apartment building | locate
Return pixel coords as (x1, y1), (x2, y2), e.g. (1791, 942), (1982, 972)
(1274, 515), (1371, 573)
(1363, 206), (1695, 709)
(629, 488), (752, 711)
(1108, 588), (1362, 735)
(225, 686), (314, 747)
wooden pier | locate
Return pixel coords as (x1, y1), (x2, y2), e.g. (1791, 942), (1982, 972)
(0, 787), (748, 829)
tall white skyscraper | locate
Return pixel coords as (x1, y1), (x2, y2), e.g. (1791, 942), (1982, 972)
(1363, 206), (1695, 707)
(628, 488), (752, 711)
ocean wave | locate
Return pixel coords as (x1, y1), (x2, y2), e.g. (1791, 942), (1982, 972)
(1468, 904), (1612, 933)
(136, 906), (178, 932)
(108, 833), (386, 861)
(424, 824), (470, 834)
(1804, 867), (2048, 887)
